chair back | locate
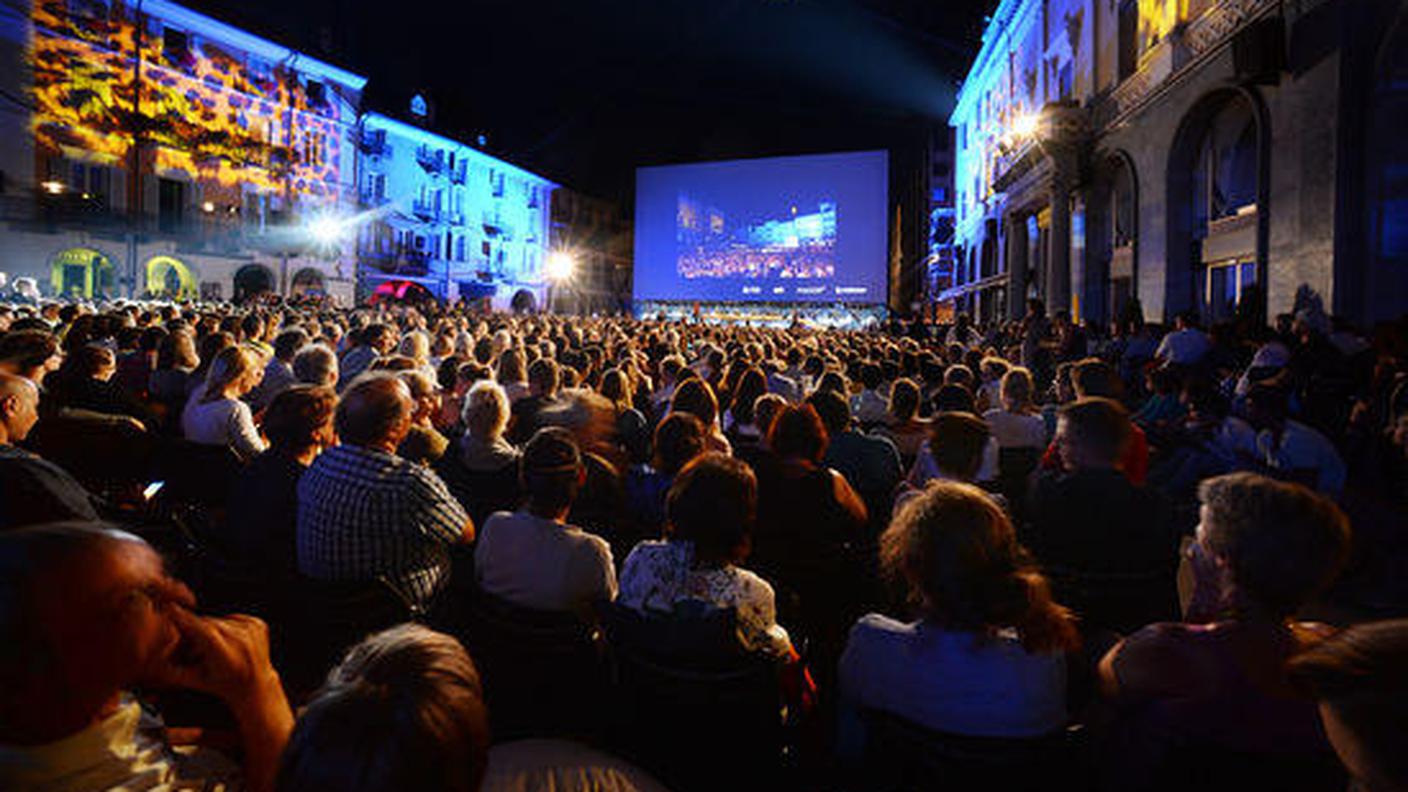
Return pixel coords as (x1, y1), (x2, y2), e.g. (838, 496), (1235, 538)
(605, 603), (783, 790)
(151, 439), (243, 509)
(458, 590), (606, 740)
(1045, 565), (1179, 636)
(861, 710), (1083, 792)
(274, 575), (422, 702)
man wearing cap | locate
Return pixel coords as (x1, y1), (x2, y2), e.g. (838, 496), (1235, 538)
(473, 427), (617, 615)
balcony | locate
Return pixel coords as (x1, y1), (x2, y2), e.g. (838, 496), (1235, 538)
(449, 163), (467, 185)
(361, 249), (430, 277)
(359, 131), (390, 158)
(411, 198), (440, 222)
(416, 145), (445, 176)
(446, 210), (465, 226)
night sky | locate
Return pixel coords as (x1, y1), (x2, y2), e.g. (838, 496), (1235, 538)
(187, 0), (994, 201)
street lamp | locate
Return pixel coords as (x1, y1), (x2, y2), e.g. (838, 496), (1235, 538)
(546, 251), (576, 283)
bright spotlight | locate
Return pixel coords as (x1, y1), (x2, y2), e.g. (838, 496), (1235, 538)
(307, 215), (345, 247)
(1012, 112), (1040, 140)
(41, 180), (65, 195)
(545, 251), (576, 282)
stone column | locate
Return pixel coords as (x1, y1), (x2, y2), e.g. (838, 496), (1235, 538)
(1006, 212), (1028, 319)
(1048, 176), (1072, 316)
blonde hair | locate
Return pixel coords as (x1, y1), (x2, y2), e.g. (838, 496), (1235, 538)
(399, 331), (430, 364)
(463, 380), (510, 441)
(1000, 367), (1037, 415)
(201, 346), (258, 403)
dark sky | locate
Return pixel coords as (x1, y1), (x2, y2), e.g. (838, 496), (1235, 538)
(190, 0), (993, 201)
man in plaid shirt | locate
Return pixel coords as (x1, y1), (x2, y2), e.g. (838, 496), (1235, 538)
(297, 374), (473, 611)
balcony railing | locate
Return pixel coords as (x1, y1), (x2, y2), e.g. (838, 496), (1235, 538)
(359, 131), (390, 157)
(361, 249), (430, 277)
(449, 164), (467, 185)
(416, 145), (445, 176)
(411, 199), (440, 221)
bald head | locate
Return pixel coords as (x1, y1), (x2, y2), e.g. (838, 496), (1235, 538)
(0, 372), (40, 445)
(336, 374), (414, 450)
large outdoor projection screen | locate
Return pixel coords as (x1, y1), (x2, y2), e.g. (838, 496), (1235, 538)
(634, 151), (889, 304)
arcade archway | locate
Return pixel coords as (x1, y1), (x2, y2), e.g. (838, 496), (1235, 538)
(49, 247), (115, 299)
(144, 256), (198, 300)
(233, 264), (276, 302)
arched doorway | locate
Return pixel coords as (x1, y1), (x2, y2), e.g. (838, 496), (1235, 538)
(1091, 151), (1138, 326)
(290, 267), (326, 297)
(144, 256), (198, 301)
(1167, 89), (1266, 324)
(233, 264), (275, 302)
(49, 247), (115, 299)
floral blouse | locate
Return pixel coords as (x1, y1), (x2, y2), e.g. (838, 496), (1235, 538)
(617, 540), (792, 658)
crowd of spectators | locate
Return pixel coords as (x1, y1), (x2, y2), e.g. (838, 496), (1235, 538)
(0, 294), (1406, 791)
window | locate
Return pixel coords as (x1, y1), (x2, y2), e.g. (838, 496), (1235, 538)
(162, 27), (191, 69)
(1118, 0), (1138, 81)
(1193, 101), (1258, 229)
(305, 79), (326, 106)
(1057, 62), (1073, 100)
(1204, 259), (1257, 321)
(158, 178), (184, 233)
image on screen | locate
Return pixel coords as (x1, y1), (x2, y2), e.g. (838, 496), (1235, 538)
(634, 151), (888, 304)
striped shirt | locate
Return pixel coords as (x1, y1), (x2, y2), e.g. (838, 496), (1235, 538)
(297, 444), (467, 609)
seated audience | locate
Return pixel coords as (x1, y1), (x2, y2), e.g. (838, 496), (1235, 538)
(622, 411), (707, 543)
(1244, 384), (1347, 497)
(0, 372), (99, 528)
(810, 389), (901, 529)
(183, 346), (267, 461)
(983, 366), (1047, 449)
(47, 343), (155, 429)
(227, 385), (337, 578)
(0, 328), (64, 386)
(0, 523), (293, 792)
(875, 377), (930, 465)
(1099, 473), (1352, 784)
(905, 411), (992, 491)
(297, 374), (472, 612)
(1025, 397), (1179, 632)
(669, 377), (732, 455)
(838, 482), (1077, 755)
(248, 328), (308, 412)
(506, 357), (561, 446)
(618, 453), (793, 657)
(1289, 619), (1408, 792)
(397, 370), (449, 465)
(291, 343), (338, 389)
(474, 427), (617, 614)
(446, 380), (523, 528)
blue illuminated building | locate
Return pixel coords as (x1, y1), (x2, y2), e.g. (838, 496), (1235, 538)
(745, 202), (836, 249)
(355, 113), (555, 306)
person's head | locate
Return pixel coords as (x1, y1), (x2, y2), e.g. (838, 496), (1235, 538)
(1026, 298), (1045, 318)
(496, 348), (526, 384)
(889, 377), (921, 422)
(667, 454), (758, 567)
(943, 364), (975, 391)
(263, 385), (338, 457)
(0, 329), (63, 385)
(652, 411), (706, 476)
(277, 624), (490, 792)
(933, 383), (976, 413)
(1070, 358), (1119, 399)
(1289, 620), (1408, 792)
(462, 381), (510, 442)
(659, 354), (686, 385)
(806, 388), (852, 438)
(240, 312), (265, 343)
(1195, 472), (1350, 619)
(273, 328), (310, 363)
(767, 403), (828, 464)
(336, 374), (414, 451)
(399, 370), (441, 423)
(398, 331), (430, 364)
(202, 346), (262, 402)
(527, 357), (560, 398)
(729, 368), (768, 425)
(0, 372), (41, 445)
(65, 344), (117, 382)
(979, 356), (1010, 385)
(364, 323), (396, 355)
(520, 427), (585, 518)
(880, 482), (1078, 654)
(599, 368), (633, 410)
(858, 362), (884, 391)
(926, 412), (991, 481)
(670, 378), (719, 427)
(293, 344), (339, 388)
(0, 523), (191, 743)
(1000, 367), (1037, 414)
(752, 393), (787, 439)
(1055, 397), (1131, 470)
(156, 330), (199, 372)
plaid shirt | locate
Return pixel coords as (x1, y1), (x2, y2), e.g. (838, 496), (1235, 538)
(297, 444), (467, 609)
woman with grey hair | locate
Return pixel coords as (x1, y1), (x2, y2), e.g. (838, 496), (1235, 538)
(452, 381), (523, 526)
(292, 344), (338, 388)
(397, 370), (449, 465)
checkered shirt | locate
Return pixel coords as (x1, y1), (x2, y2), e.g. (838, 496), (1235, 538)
(297, 444), (468, 610)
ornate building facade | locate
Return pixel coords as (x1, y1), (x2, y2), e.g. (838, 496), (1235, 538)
(949, 0), (1408, 326)
(0, 0), (366, 302)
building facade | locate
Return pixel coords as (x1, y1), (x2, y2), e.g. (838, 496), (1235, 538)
(949, 0), (1408, 327)
(0, 0), (366, 303)
(354, 112), (555, 307)
(549, 187), (632, 315)
(925, 123), (958, 322)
